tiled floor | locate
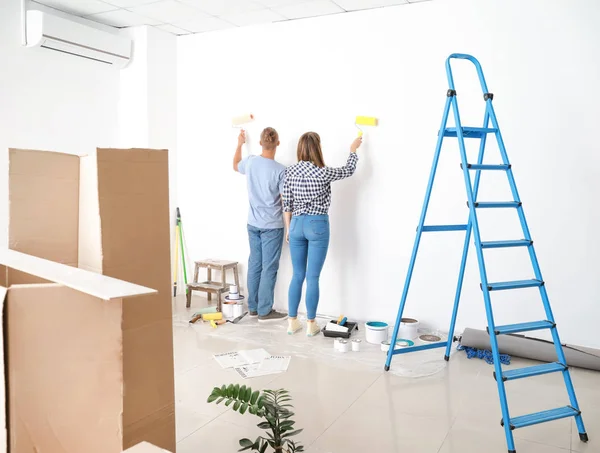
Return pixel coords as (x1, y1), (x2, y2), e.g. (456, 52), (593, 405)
(172, 295), (600, 453)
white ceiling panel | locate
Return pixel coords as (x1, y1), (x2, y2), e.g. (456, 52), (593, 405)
(274, 0), (344, 20)
(222, 9), (286, 27)
(103, 0), (162, 7)
(33, 0), (434, 34)
(129, 0), (208, 23)
(155, 23), (191, 35)
(87, 8), (162, 26)
(334, 0), (407, 10)
(33, 0), (118, 15)
(175, 16), (235, 32)
(255, 0), (307, 7)
(179, 0), (264, 16)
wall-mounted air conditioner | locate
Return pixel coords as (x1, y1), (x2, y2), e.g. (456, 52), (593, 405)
(25, 10), (132, 69)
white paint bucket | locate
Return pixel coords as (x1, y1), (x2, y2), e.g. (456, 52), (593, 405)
(365, 321), (388, 345)
(222, 302), (235, 318)
(398, 318), (419, 340)
(232, 303), (243, 318)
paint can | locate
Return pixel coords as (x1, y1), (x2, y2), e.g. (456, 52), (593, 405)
(222, 302), (235, 318)
(334, 338), (342, 350)
(232, 303), (243, 318)
(352, 339), (361, 352)
(381, 340), (391, 352)
(338, 340), (351, 353)
(398, 318), (419, 340)
(365, 321), (389, 344)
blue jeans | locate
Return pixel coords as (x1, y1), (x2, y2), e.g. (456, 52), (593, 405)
(247, 225), (284, 316)
(288, 215), (330, 320)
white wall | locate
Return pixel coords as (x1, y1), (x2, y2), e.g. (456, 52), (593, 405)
(0, 0), (121, 248)
(177, 0), (600, 347)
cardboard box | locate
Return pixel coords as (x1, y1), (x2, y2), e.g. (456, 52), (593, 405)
(3, 148), (176, 453)
(124, 441), (171, 453)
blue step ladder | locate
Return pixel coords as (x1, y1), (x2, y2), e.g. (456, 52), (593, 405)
(383, 54), (589, 453)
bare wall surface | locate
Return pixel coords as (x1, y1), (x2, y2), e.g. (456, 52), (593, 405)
(0, 0), (120, 249)
(176, 0), (600, 347)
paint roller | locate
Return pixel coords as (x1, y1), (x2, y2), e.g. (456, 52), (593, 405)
(355, 116), (378, 137)
(232, 113), (255, 130)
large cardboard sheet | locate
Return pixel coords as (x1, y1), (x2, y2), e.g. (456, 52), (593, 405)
(6, 284), (123, 453)
(96, 148), (175, 452)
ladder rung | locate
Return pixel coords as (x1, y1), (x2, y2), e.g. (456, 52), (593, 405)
(480, 240), (532, 249)
(462, 163), (511, 171)
(497, 362), (566, 382)
(470, 201), (521, 208)
(483, 279), (543, 291)
(421, 224), (468, 232)
(490, 320), (555, 335)
(443, 127), (498, 138)
(503, 406), (580, 430)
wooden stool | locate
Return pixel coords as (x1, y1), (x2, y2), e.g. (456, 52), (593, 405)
(186, 259), (240, 311)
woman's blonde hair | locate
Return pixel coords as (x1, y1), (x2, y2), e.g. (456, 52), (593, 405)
(260, 127), (279, 150)
(297, 132), (325, 167)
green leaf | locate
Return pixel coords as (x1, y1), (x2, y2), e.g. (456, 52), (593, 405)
(245, 386), (252, 402)
(234, 384), (241, 398)
(221, 384), (227, 393)
(238, 438), (254, 452)
(233, 401), (241, 411)
(207, 394), (219, 403)
(257, 421), (271, 430)
(280, 420), (295, 429)
(283, 429), (303, 438)
(259, 442), (268, 453)
(216, 397), (225, 405)
(227, 384), (235, 398)
(225, 398), (233, 407)
(240, 385), (247, 400)
(240, 403), (248, 415)
(250, 390), (260, 405)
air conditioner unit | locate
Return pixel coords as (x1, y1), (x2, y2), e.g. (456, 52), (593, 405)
(26, 10), (132, 69)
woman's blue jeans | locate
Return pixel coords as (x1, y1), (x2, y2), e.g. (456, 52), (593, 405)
(288, 214), (330, 320)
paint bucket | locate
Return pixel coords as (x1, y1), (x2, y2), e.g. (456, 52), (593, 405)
(381, 340), (391, 352)
(352, 339), (361, 352)
(365, 321), (389, 344)
(232, 303), (243, 318)
(222, 302), (235, 318)
(338, 340), (350, 353)
(398, 317), (419, 340)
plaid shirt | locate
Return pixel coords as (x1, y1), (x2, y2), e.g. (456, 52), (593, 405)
(282, 153), (359, 216)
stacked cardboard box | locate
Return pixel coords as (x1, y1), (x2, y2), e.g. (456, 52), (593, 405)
(1, 148), (176, 453)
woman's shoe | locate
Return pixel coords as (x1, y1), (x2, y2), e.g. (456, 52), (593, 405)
(306, 320), (321, 337)
(287, 318), (302, 335)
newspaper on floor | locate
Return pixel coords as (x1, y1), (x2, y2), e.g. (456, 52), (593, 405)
(213, 349), (270, 369)
(234, 355), (292, 379)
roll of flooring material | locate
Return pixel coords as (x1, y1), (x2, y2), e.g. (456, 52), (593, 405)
(459, 328), (600, 372)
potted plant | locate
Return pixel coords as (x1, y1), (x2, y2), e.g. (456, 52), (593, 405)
(207, 384), (304, 453)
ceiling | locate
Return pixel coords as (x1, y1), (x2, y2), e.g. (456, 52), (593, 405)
(32, 0), (431, 35)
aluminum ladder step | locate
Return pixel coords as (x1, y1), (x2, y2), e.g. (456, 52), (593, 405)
(462, 163), (511, 170)
(490, 320), (556, 335)
(483, 279), (543, 291)
(502, 406), (580, 430)
(496, 362), (566, 382)
(481, 239), (532, 249)
(444, 127), (498, 138)
(470, 201), (521, 208)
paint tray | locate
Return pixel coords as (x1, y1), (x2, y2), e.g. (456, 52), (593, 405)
(322, 321), (358, 339)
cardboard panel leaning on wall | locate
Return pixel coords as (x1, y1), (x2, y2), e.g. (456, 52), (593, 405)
(96, 148), (175, 452)
(8, 149), (80, 284)
(6, 284), (123, 453)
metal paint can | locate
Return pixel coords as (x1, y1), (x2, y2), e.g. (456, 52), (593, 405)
(351, 339), (361, 352)
(338, 340), (350, 353)
(381, 340), (391, 352)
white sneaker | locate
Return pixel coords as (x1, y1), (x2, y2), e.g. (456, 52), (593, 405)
(287, 318), (302, 335)
(306, 321), (321, 337)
